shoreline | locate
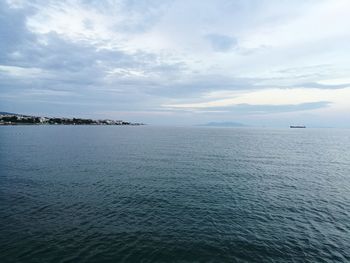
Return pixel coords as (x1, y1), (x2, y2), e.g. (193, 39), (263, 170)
(0, 113), (144, 126)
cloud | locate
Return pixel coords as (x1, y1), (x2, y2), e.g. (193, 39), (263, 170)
(207, 101), (331, 114)
(296, 82), (350, 89)
(205, 34), (237, 52)
(162, 101), (332, 115)
(163, 87), (350, 115)
(1, 0), (350, 126)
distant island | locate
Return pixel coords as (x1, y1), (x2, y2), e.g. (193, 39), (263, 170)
(199, 121), (247, 127)
(0, 112), (144, 126)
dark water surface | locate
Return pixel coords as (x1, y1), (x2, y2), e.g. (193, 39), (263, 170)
(1, 126), (350, 262)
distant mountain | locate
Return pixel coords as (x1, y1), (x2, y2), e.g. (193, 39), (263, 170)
(200, 121), (247, 127)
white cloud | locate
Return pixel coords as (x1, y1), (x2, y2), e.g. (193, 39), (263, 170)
(241, 0), (350, 49)
(0, 65), (46, 78)
(26, 2), (118, 45)
(2, 0), (350, 125)
(164, 87), (350, 111)
(318, 78), (350, 86)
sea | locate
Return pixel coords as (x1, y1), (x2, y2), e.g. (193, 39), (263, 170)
(1, 126), (350, 262)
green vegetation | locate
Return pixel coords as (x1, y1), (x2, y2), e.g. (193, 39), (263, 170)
(0, 113), (143, 126)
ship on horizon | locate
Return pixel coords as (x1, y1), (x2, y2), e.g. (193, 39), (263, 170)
(290, 125), (306, 128)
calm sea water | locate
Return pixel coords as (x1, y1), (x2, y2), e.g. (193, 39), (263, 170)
(1, 126), (350, 262)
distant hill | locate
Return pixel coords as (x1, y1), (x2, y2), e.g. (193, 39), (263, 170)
(199, 121), (247, 127)
(0, 112), (20, 116)
(0, 112), (143, 126)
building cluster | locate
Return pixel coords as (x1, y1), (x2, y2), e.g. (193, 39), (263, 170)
(0, 113), (143, 126)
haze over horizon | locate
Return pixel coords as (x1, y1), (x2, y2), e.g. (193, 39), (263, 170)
(1, 0), (350, 127)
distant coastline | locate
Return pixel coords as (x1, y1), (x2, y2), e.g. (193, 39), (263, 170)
(0, 112), (144, 126)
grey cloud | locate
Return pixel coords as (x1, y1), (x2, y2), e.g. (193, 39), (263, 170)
(205, 34), (237, 52)
(296, 82), (350, 89)
(231, 101), (331, 113)
(0, 1), (35, 60)
(172, 101), (332, 114)
(1, 0), (349, 126)
(146, 75), (257, 98)
(0, 1), (186, 113)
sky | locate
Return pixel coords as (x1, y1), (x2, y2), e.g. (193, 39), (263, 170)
(1, 0), (350, 126)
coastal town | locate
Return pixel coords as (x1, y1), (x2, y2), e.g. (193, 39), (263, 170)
(0, 112), (143, 126)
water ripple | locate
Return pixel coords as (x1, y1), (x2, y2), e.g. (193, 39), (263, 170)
(1, 126), (350, 262)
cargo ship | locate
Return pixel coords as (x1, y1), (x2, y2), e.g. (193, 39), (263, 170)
(290, 125), (306, 128)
